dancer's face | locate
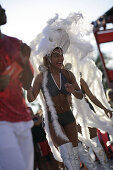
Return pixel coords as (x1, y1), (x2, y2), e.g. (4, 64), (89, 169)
(50, 47), (64, 69)
(0, 5), (7, 26)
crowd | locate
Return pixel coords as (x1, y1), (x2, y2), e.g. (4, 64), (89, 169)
(0, 4), (113, 170)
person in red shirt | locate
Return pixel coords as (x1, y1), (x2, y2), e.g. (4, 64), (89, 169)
(0, 4), (34, 170)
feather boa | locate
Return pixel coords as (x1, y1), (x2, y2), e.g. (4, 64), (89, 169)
(38, 93), (63, 162)
(40, 70), (70, 162)
(42, 71), (69, 141)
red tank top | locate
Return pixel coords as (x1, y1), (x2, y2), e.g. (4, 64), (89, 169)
(0, 35), (32, 122)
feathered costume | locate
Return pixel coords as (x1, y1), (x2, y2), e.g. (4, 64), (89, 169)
(30, 12), (113, 162)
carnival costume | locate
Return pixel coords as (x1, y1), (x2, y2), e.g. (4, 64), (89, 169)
(30, 13), (113, 169)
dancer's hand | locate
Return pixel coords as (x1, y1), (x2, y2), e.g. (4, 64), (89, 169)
(104, 109), (112, 118)
(65, 83), (75, 93)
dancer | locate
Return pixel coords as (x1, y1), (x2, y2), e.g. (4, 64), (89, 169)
(27, 45), (84, 170)
(0, 4), (34, 170)
(29, 12), (113, 170)
(28, 35), (99, 170)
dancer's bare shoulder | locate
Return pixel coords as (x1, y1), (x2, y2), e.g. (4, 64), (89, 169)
(61, 69), (76, 82)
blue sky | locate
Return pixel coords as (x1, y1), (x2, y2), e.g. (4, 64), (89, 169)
(1, 0), (113, 44)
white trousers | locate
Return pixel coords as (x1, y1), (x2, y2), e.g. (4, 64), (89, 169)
(0, 121), (34, 170)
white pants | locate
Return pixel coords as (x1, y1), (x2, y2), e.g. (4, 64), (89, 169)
(0, 121), (34, 170)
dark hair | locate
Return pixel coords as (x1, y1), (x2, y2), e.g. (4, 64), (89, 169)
(52, 47), (63, 53)
(43, 55), (50, 68)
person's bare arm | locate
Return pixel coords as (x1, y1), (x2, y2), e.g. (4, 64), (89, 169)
(80, 78), (112, 118)
(19, 42), (34, 90)
(65, 71), (83, 99)
(20, 62), (34, 90)
(27, 73), (43, 102)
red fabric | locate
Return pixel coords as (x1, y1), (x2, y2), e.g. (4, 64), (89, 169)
(107, 70), (113, 82)
(0, 35), (32, 122)
(39, 140), (51, 156)
(96, 29), (113, 43)
(97, 129), (113, 158)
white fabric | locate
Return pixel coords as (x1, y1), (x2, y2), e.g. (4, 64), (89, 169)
(0, 121), (34, 170)
(77, 143), (98, 170)
(73, 97), (113, 142)
(59, 142), (80, 170)
(91, 137), (111, 170)
(31, 14), (71, 58)
(107, 134), (113, 146)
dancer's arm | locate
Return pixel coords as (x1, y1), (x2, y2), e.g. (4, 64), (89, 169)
(65, 71), (83, 99)
(27, 73), (42, 102)
(80, 78), (112, 118)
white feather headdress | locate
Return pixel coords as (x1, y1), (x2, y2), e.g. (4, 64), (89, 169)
(30, 12), (93, 74)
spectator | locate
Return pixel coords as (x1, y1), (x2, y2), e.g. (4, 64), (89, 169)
(29, 106), (61, 170)
(0, 4), (34, 170)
